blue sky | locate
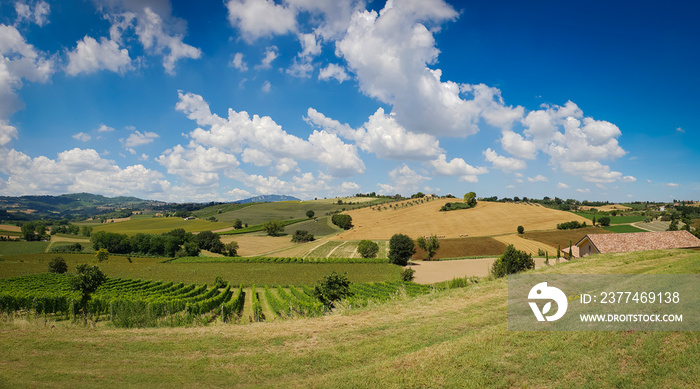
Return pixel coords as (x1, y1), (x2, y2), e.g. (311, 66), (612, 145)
(0, 0), (698, 203)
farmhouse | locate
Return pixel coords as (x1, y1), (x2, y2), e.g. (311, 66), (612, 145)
(567, 230), (700, 258)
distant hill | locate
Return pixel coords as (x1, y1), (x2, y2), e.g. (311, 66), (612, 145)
(235, 195), (301, 204)
(0, 193), (160, 221)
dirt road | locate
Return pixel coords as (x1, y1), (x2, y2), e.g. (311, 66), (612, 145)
(408, 257), (553, 284)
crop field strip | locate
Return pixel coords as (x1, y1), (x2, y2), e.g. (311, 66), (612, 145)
(0, 273), (438, 326)
(91, 217), (229, 235)
(0, 253), (401, 286)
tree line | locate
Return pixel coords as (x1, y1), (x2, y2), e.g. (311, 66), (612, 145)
(90, 229), (237, 257)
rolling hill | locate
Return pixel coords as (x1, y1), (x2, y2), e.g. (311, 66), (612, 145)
(337, 198), (592, 240)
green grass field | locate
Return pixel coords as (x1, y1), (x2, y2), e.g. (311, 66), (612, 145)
(573, 212), (647, 224)
(91, 217), (229, 235)
(283, 216), (342, 237)
(603, 225), (647, 233)
(0, 249), (697, 387)
(0, 241), (50, 256)
(0, 253), (400, 286)
(207, 201), (369, 225)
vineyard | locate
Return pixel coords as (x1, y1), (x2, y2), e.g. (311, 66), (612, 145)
(0, 273), (440, 327)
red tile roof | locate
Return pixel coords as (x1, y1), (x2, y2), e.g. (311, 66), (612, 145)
(578, 230), (700, 254)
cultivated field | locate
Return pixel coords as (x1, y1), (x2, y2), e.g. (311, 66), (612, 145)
(205, 201), (358, 225)
(492, 234), (558, 256)
(2, 249), (697, 387)
(578, 204), (631, 211)
(632, 220), (672, 232)
(0, 253), (399, 285)
(412, 236), (506, 260)
(0, 224), (20, 232)
(91, 217), (229, 235)
(521, 227), (613, 249)
(220, 233), (301, 256)
(305, 196), (380, 204)
(337, 199), (591, 240)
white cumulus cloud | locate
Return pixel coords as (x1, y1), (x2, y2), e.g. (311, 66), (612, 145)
(66, 36), (131, 75)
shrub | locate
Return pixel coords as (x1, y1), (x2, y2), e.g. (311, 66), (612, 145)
(416, 235), (440, 260)
(306, 210), (315, 219)
(490, 245), (534, 278)
(400, 267), (415, 282)
(388, 233), (415, 266)
(95, 248), (109, 262)
(313, 271), (353, 308)
(291, 230), (315, 243)
(50, 242), (83, 253)
(557, 220), (587, 230)
(263, 220), (284, 236)
(598, 216), (611, 226)
(439, 202), (471, 212)
(224, 241), (239, 257)
(214, 276), (227, 289)
(517, 225), (524, 234)
(233, 219), (243, 229)
(357, 240), (379, 258)
(48, 257), (68, 274)
(331, 214), (353, 230)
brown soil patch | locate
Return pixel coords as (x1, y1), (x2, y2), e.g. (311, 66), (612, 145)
(408, 257), (553, 284)
(412, 236), (506, 260)
(0, 224), (21, 232)
(336, 199), (590, 240)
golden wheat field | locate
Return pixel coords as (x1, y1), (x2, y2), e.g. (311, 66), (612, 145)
(335, 199), (591, 240)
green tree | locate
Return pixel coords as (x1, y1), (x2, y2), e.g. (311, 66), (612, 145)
(48, 257), (68, 274)
(490, 245), (534, 278)
(668, 220), (679, 231)
(331, 214), (353, 229)
(463, 192), (477, 208)
(233, 219), (243, 229)
(388, 233), (416, 266)
(306, 210), (315, 219)
(224, 241), (239, 257)
(291, 230), (315, 243)
(517, 225), (524, 234)
(263, 220), (284, 236)
(95, 248), (109, 262)
(598, 216), (611, 226)
(71, 264), (107, 323)
(416, 235), (440, 260)
(81, 225), (93, 237)
(357, 240), (379, 258)
(21, 222), (37, 241)
(196, 231), (225, 253)
(312, 271), (353, 309)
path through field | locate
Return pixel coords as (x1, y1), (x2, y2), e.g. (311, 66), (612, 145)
(408, 257), (553, 284)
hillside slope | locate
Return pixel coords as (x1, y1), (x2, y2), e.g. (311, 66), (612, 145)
(1, 249), (697, 388)
(338, 199), (591, 239)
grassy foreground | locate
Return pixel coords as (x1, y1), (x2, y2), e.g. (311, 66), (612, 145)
(1, 249), (698, 388)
